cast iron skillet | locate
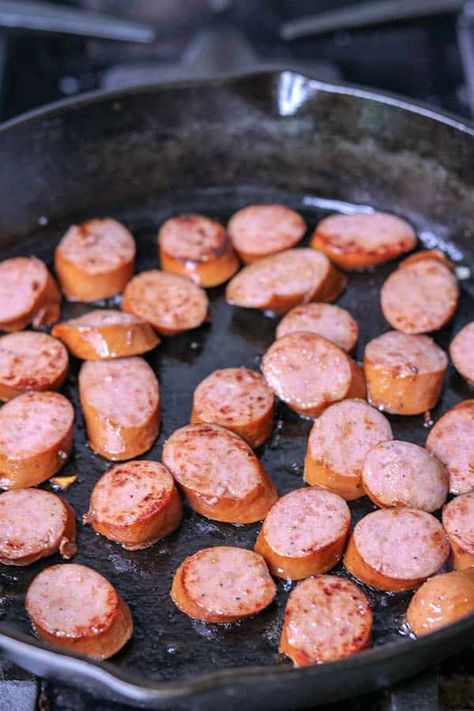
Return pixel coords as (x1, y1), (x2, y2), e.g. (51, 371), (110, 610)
(0, 69), (473, 710)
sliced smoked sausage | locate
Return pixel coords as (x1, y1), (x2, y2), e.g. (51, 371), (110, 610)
(79, 357), (160, 460)
(162, 423), (277, 524)
(450, 322), (474, 384)
(55, 218), (135, 302)
(0, 332), (68, 401)
(344, 508), (450, 591)
(255, 488), (350, 580)
(442, 493), (474, 571)
(171, 546), (276, 623)
(84, 460), (182, 550)
(364, 331), (447, 415)
(25, 563), (133, 659)
(276, 303), (358, 352)
(0, 257), (60, 332)
(191, 367), (274, 448)
(0, 391), (74, 489)
(279, 575), (372, 666)
(426, 400), (474, 495)
(407, 571), (474, 636)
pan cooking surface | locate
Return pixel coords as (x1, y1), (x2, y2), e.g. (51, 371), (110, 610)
(0, 185), (472, 684)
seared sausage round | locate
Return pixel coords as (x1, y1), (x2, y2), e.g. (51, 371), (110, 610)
(407, 571), (474, 636)
(255, 488), (350, 580)
(304, 399), (392, 500)
(191, 367), (274, 448)
(0, 488), (76, 565)
(276, 303), (358, 352)
(279, 575), (372, 666)
(79, 357), (160, 460)
(450, 322), (474, 384)
(25, 563), (133, 659)
(158, 214), (239, 287)
(227, 204), (306, 263)
(52, 309), (159, 360)
(226, 248), (346, 315)
(0, 332), (68, 401)
(262, 332), (366, 419)
(364, 331), (447, 415)
(310, 211), (416, 270)
(426, 400), (474, 495)
(171, 546), (276, 623)
(362, 441), (448, 512)
(55, 218), (135, 302)
(122, 270), (209, 335)
(344, 508), (450, 591)
(0, 257), (61, 332)
(162, 423), (277, 524)
(442, 493), (474, 571)
(84, 460), (182, 550)
(0, 391), (74, 489)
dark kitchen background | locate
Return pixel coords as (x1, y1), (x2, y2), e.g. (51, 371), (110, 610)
(0, 1), (473, 710)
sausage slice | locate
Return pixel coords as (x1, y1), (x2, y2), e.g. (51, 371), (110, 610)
(0, 489), (76, 565)
(276, 303), (358, 352)
(55, 218), (135, 302)
(450, 322), (474, 384)
(381, 253), (459, 333)
(25, 563), (133, 659)
(0, 332), (68, 401)
(304, 399), (393, 500)
(364, 331), (447, 415)
(84, 460), (182, 550)
(255, 488), (350, 580)
(0, 257), (60, 332)
(52, 309), (159, 360)
(227, 204), (306, 263)
(310, 211), (416, 270)
(162, 423), (277, 523)
(0, 391), (74, 489)
(226, 248), (346, 315)
(79, 357), (160, 461)
(158, 214), (239, 287)
(362, 441), (448, 512)
(262, 332), (366, 418)
(407, 571), (474, 636)
(426, 400), (474, 495)
(171, 546), (276, 623)
(344, 508), (450, 591)
(191, 367), (274, 448)
(442, 493), (474, 571)
(279, 575), (372, 666)
(122, 270), (209, 335)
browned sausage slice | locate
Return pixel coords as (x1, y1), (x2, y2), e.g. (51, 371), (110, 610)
(255, 488), (350, 579)
(0, 332), (68, 401)
(171, 546), (276, 623)
(262, 333), (366, 419)
(158, 214), (239, 287)
(364, 331), (447, 415)
(55, 218), (135, 302)
(381, 253), (459, 333)
(344, 508), (450, 591)
(279, 575), (372, 666)
(450, 322), (474, 384)
(52, 309), (159, 360)
(276, 303), (358, 352)
(84, 460), (182, 550)
(426, 400), (474, 495)
(191, 367), (274, 448)
(407, 571), (474, 636)
(0, 488), (76, 565)
(79, 357), (160, 461)
(0, 391), (74, 489)
(227, 204), (306, 263)
(362, 441), (448, 512)
(0, 257), (61, 332)
(162, 423), (277, 524)
(304, 399), (393, 500)
(226, 248), (346, 315)
(25, 563), (133, 659)
(442, 493), (474, 571)
(310, 211), (416, 270)
(122, 270), (209, 336)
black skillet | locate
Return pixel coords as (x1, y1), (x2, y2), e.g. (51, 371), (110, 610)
(0, 69), (473, 710)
